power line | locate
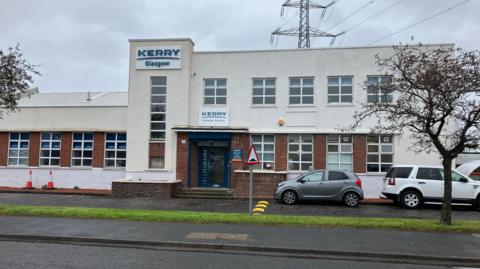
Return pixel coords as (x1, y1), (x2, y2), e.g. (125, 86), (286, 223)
(342, 0), (404, 33)
(367, 0), (472, 45)
(326, 0), (376, 31)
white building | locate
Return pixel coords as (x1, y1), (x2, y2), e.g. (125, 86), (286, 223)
(0, 38), (452, 198)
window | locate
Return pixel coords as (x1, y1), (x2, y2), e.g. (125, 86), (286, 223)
(367, 76), (393, 103)
(416, 168), (443, 181)
(327, 135), (353, 171)
(40, 132), (61, 166)
(72, 133), (93, 167)
(304, 171), (325, 182)
(252, 78), (276, 105)
(151, 77), (167, 140)
(105, 133), (127, 168)
(328, 171), (350, 181)
(289, 77), (314, 105)
(251, 134), (275, 170)
(204, 79), (227, 105)
(8, 132), (29, 166)
(288, 134), (313, 171)
(386, 167), (413, 179)
(367, 135), (394, 172)
(328, 76), (353, 103)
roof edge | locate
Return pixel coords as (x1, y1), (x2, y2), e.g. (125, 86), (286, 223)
(129, 38), (195, 46)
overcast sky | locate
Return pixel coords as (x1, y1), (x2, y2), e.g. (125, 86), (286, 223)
(0, 0), (478, 92)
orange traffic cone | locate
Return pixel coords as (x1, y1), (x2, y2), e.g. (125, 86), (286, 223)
(47, 170), (55, 189)
(24, 169), (34, 189)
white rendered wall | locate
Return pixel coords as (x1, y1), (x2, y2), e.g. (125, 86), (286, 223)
(0, 168), (125, 190)
(0, 106), (127, 132)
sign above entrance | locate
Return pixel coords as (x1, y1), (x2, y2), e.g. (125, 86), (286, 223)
(246, 145), (260, 165)
(199, 108), (230, 126)
(135, 46), (182, 70)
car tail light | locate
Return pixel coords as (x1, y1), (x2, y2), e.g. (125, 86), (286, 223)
(355, 177), (362, 188)
(388, 177), (396, 185)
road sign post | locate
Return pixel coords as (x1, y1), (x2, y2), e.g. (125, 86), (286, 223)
(246, 144), (260, 215)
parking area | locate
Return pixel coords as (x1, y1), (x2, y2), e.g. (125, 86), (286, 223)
(0, 193), (478, 220)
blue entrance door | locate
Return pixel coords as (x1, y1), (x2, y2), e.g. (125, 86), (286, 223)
(198, 147), (229, 188)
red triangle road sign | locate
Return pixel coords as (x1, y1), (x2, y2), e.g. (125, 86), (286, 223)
(246, 145), (260, 165)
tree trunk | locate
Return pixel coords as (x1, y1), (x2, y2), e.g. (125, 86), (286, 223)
(440, 158), (453, 225)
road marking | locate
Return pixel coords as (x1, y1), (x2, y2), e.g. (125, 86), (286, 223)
(185, 232), (249, 241)
(473, 234), (480, 238)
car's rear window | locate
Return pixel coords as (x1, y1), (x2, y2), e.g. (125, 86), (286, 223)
(385, 167), (413, 178)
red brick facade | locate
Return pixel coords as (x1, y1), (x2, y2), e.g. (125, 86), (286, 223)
(353, 134), (367, 173)
(28, 132), (40, 167)
(176, 132), (189, 185)
(274, 134), (287, 171)
(232, 171), (287, 198)
(0, 132), (8, 166)
(313, 134), (326, 170)
(60, 132), (72, 167)
(92, 132), (105, 168)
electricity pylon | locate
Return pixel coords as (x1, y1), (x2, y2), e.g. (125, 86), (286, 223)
(271, 0), (344, 48)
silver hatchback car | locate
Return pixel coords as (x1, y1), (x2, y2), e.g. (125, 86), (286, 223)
(274, 170), (364, 207)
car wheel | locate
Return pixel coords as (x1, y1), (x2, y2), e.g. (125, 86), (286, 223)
(401, 190), (421, 209)
(476, 195), (480, 211)
(343, 192), (360, 207)
(282, 190), (298, 205)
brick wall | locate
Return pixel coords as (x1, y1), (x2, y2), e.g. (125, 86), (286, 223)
(275, 134), (287, 171)
(0, 132), (8, 166)
(176, 132), (189, 185)
(28, 132), (40, 167)
(112, 181), (181, 198)
(60, 132), (72, 167)
(353, 134), (367, 173)
(92, 132), (105, 168)
(232, 171), (287, 198)
(314, 134), (326, 170)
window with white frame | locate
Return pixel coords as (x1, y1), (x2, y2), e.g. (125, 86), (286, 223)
(367, 75), (393, 103)
(327, 135), (353, 171)
(151, 77), (167, 140)
(288, 134), (313, 171)
(328, 76), (353, 103)
(105, 133), (127, 168)
(251, 134), (275, 170)
(8, 132), (29, 166)
(252, 78), (276, 105)
(40, 132), (61, 166)
(289, 77), (314, 105)
(204, 79), (227, 105)
(72, 133), (93, 167)
(367, 135), (394, 172)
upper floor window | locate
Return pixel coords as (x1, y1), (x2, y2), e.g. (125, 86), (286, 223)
(328, 76), (353, 104)
(72, 132), (93, 167)
(40, 132), (61, 166)
(204, 79), (227, 105)
(288, 134), (313, 171)
(105, 133), (127, 168)
(251, 134), (275, 170)
(367, 75), (393, 103)
(8, 132), (29, 166)
(289, 77), (314, 105)
(367, 135), (393, 172)
(151, 77), (167, 141)
(327, 135), (353, 171)
(252, 78), (276, 105)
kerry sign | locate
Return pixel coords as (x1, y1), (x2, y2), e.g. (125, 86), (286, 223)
(136, 47), (182, 69)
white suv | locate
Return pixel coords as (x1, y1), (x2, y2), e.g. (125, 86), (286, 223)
(381, 165), (480, 209)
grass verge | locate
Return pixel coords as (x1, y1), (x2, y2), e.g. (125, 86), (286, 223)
(0, 204), (478, 233)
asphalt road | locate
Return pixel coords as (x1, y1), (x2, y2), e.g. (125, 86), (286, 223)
(0, 240), (452, 269)
(0, 193), (478, 220)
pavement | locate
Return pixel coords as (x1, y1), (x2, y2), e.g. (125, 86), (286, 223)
(0, 193), (479, 220)
(0, 215), (479, 267)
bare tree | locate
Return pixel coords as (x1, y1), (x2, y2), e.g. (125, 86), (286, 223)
(350, 45), (480, 225)
(0, 44), (40, 118)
